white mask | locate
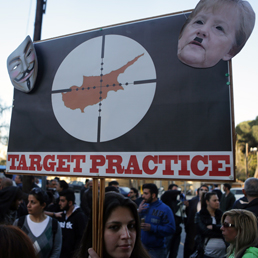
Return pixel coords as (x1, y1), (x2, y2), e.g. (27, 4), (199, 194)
(7, 36), (38, 93)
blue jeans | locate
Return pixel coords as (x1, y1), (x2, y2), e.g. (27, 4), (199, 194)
(146, 247), (166, 258)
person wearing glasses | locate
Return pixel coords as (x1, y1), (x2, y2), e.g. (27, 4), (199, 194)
(194, 192), (226, 258)
(221, 209), (258, 258)
(184, 185), (209, 258)
(13, 188), (62, 258)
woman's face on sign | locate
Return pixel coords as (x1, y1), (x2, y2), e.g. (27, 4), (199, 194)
(178, 4), (237, 68)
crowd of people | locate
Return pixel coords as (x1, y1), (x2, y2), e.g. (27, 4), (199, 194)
(1, 173), (258, 258)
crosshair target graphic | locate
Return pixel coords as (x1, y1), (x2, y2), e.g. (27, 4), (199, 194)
(51, 35), (156, 142)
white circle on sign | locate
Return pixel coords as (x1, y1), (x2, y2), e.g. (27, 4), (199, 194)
(52, 35), (156, 142)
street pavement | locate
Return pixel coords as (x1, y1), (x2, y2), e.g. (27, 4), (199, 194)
(75, 192), (80, 206)
(177, 227), (185, 258)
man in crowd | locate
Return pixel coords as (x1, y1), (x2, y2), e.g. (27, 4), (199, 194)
(129, 187), (143, 207)
(138, 183), (175, 258)
(14, 175), (23, 189)
(49, 179), (58, 190)
(0, 184), (23, 225)
(105, 185), (119, 193)
(129, 187), (138, 201)
(241, 177), (258, 217)
(168, 183), (179, 190)
(58, 189), (87, 258)
(81, 180), (93, 218)
(80, 179), (89, 204)
(184, 184), (209, 258)
(220, 183), (235, 212)
(212, 184), (222, 201)
(161, 184), (185, 258)
(0, 177), (13, 190)
(0, 174), (5, 189)
(49, 179), (59, 201)
(108, 180), (119, 190)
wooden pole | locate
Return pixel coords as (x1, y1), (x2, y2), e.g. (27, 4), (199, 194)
(257, 152), (258, 175)
(92, 178), (105, 256)
(246, 143), (249, 178)
(92, 178), (98, 251)
(97, 178), (105, 256)
(256, 152), (258, 177)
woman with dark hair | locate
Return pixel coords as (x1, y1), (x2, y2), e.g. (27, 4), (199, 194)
(221, 209), (258, 258)
(13, 188), (62, 258)
(0, 186), (23, 225)
(76, 192), (150, 258)
(56, 180), (69, 192)
(194, 192), (226, 258)
(0, 224), (38, 258)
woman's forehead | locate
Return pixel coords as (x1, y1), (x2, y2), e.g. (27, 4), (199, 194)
(197, 1), (237, 14)
(28, 194), (37, 200)
(107, 206), (134, 220)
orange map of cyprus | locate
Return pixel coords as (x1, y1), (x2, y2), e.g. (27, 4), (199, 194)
(62, 53), (144, 112)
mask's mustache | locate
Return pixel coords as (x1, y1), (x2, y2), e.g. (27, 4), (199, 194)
(14, 61), (35, 82)
(194, 37), (203, 43)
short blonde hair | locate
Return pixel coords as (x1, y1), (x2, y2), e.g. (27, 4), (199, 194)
(222, 209), (258, 258)
(179, 0), (255, 56)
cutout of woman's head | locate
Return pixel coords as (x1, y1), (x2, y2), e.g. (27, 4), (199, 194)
(177, 0), (255, 68)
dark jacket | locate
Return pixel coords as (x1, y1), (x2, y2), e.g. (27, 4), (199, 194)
(0, 186), (21, 225)
(80, 187), (87, 205)
(161, 190), (182, 227)
(212, 189), (222, 201)
(58, 206), (87, 258)
(184, 196), (200, 258)
(220, 191), (236, 213)
(195, 208), (224, 245)
(81, 188), (92, 217)
(232, 196), (248, 209)
(243, 198), (258, 217)
(185, 195), (199, 234)
(233, 197), (258, 218)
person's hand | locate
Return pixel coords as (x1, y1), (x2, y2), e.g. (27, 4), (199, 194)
(207, 225), (212, 230)
(54, 211), (63, 218)
(184, 200), (189, 207)
(138, 200), (148, 213)
(88, 248), (99, 258)
(141, 223), (151, 231)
